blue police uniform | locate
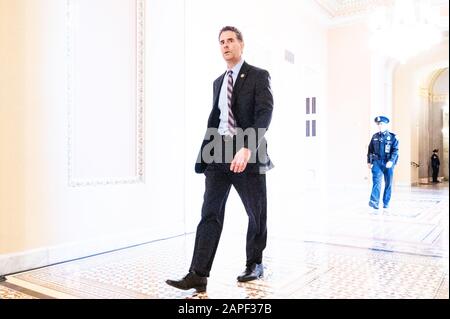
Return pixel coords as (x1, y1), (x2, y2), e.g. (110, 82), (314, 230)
(367, 116), (399, 209)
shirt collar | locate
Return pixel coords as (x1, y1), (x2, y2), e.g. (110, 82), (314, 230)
(227, 59), (244, 75)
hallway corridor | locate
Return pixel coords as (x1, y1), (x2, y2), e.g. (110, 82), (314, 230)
(1, 183), (448, 299)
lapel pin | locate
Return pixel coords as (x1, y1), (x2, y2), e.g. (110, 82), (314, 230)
(241, 74), (245, 78)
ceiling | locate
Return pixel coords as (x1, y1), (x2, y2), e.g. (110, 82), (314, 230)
(314, 0), (448, 18)
(314, 0), (391, 18)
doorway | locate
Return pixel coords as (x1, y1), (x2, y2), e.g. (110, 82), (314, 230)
(418, 68), (449, 184)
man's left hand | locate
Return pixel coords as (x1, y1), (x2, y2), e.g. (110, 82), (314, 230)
(230, 148), (252, 173)
(386, 161), (393, 168)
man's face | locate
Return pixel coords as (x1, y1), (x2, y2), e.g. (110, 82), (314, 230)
(377, 122), (388, 132)
(219, 31), (244, 65)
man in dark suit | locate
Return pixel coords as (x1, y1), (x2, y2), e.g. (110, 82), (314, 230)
(166, 26), (274, 293)
(431, 149), (440, 183)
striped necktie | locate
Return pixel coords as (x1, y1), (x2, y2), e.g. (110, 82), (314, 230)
(227, 70), (236, 135)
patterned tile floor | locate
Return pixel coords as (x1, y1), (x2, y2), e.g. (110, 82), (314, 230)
(1, 183), (448, 299)
(0, 285), (35, 299)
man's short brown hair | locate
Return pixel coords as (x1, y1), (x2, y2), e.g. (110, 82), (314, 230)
(218, 26), (243, 42)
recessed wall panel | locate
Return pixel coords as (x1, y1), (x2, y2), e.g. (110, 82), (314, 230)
(68, 0), (144, 186)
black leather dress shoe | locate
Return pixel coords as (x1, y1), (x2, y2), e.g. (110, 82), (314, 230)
(166, 272), (207, 292)
(237, 263), (264, 282)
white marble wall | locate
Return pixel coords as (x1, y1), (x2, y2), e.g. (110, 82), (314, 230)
(0, 0), (186, 274)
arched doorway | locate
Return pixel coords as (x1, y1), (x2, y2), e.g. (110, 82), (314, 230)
(429, 68), (448, 182)
(392, 40), (448, 186)
(417, 68), (448, 184)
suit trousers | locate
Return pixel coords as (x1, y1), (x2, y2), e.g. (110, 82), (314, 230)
(432, 166), (439, 182)
(189, 161), (267, 277)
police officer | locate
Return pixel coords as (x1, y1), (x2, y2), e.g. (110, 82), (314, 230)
(431, 149), (440, 183)
(367, 116), (399, 209)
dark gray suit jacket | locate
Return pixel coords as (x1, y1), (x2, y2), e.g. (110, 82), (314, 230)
(195, 61), (274, 174)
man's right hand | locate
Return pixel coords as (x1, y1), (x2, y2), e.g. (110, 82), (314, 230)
(367, 163), (373, 169)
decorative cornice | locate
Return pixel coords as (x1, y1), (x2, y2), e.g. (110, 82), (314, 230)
(314, 0), (392, 18)
(420, 87), (431, 98)
(66, 0), (145, 187)
(315, 0), (448, 20)
(432, 94), (448, 103)
(419, 87), (448, 103)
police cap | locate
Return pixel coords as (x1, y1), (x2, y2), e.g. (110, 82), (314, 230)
(374, 116), (389, 124)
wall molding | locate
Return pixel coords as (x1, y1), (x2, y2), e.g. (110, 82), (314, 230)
(419, 87), (430, 98)
(432, 93), (448, 103)
(66, 0), (145, 187)
(0, 226), (183, 277)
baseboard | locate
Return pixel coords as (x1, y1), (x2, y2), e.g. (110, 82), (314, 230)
(0, 226), (184, 276)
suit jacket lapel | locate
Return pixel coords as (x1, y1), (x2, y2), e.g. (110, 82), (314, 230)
(231, 62), (250, 109)
(213, 72), (226, 109)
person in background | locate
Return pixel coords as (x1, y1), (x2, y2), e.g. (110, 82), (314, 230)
(367, 116), (399, 210)
(431, 149), (440, 183)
